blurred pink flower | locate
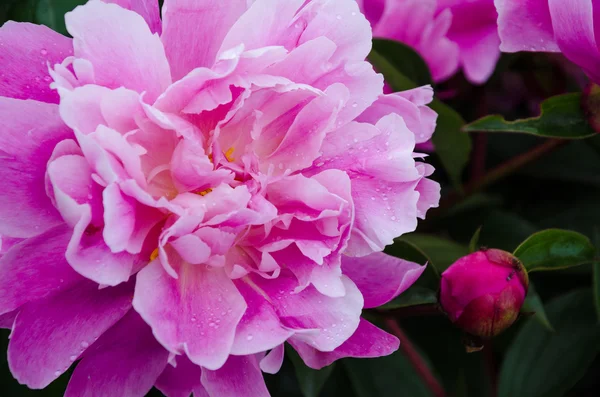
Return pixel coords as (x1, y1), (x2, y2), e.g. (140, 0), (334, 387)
(359, 0), (501, 84)
(0, 0), (440, 395)
(440, 249), (528, 338)
(496, 0), (600, 85)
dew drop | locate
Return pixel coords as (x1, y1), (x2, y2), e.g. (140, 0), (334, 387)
(69, 355), (77, 362)
(247, 334), (254, 341)
(41, 49), (48, 56)
(81, 341), (89, 348)
(352, 102), (358, 108)
(54, 371), (61, 377)
(44, 76), (51, 82)
(391, 216), (397, 221)
(336, 14), (342, 20)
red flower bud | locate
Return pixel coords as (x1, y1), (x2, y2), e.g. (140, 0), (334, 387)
(440, 249), (529, 338)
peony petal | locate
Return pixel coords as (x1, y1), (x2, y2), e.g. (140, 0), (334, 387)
(341, 252), (426, 309)
(161, 0), (248, 79)
(0, 22), (72, 103)
(65, 0), (171, 103)
(0, 310), (17, 329)
(133, 260), (247, 370)
(102, 0), (162, 34)
(201, 355), (270, 397)
(259, 344), (285, 374)
(230, 280), (294, 355)
(8, 280), (133, 388)
(65, 310), (169, 397)
(155, 355), (207, 397)
(0, 98), (72, 238)
(548, 0), (600, 84)
(495, 0), (560, 52)
(0, 225), (82, 316)
(291, 318), (399, 369)
(252, 271), (363, 352)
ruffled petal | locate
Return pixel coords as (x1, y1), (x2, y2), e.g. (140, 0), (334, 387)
(102, 0), (162, 34)
(201, 355), (270, 397)
(155, 355), (207, 397)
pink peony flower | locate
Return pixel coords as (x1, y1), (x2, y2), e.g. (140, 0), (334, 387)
(358, 0), (501, 84)
(440, 249), (529, 338)
(0, 0), (440, 395)
(496, 0), (600, 85)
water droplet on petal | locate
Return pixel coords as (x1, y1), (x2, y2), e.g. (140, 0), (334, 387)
(69, 355), (77, 362)
(336, 14), (342, 20)
(247, 334), (254, 341)
(41, 49), (48, 55)
(81, 341), (89, 348)
(391, 216), (397, 221)
(54, 371), (61, 377)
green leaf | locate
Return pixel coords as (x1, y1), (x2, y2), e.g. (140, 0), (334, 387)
(468, 227), (482, 253)
(287, 346), (335, 397)
(521, 283), (554, 331)
(378, 286), (438, 310)
(429, 100), (471, 188)
(371, 39), (432, 86)
(369, 46), (471, 188)
(35, 0), (86, 35)
(399, 234), (469, 273)
(343, 350), (436, 397)
(513, 229), (596, 272)
(464, 93), (597, 139)
(498, 289), (600, 397)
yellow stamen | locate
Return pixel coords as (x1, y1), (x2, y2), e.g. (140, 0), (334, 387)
(197, 188), (213, 196)
(150, 248), (159, 261)
(224, 147), (235, 162)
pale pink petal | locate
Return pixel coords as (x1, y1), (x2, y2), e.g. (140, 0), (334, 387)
(0, 22), (72, 103)
(155, 355), (207, 397)
(65, 0), (171, 103)
(8, 280), (133, 388)
(230, 280), (294, 355)
(0, 225), (82, 316)
(161, 0), (248, 79)
(260, 344), (285, 374)
(102, 0), (162, 34)
(65, 310), (169, 397)
(495, 0), (560, 52)
(0, 98), (72, 238)
(201, 355), (270, 397)
(341, 252), (426, 308)
(291, 319), (399, 369)
(252, 271), (363, 352)
(133, 260), (247, 370)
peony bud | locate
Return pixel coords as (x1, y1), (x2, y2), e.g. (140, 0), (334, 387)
(440, 249), (529, 338)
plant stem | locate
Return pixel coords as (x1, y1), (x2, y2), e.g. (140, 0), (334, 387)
(438, 138), (567, 212)
(384, 317), (447, 397)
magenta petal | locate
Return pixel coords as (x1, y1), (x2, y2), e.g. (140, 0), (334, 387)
(0, 310), (17, 329)
(496, 0), (560, 52)
(0, 98), (72, 238)
(0, 22), (72, 103)
(102, 0), (162, 34)
(155, 355), (206, 397)
(291, 318), (399, 369)
(341, 252), (426, 309)
(65, 310), (169, 397)
(0, 225), (82, 316)
(133, 260), (247, 370)
(8, 280), (133, 388)
(201, 355), (270, 397)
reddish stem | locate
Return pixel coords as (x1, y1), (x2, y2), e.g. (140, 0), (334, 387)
(384, 317), (447, 397)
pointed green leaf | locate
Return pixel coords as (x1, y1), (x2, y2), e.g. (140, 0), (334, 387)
(371, 39), (432, 86)
(499, 289), (600, 397)
(513, 229), (596, 272)
(468, 227), (482, 253)
(464, 93), (596, 139)
(521, 283), (553, 331)
(287, 345), (335, 397)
